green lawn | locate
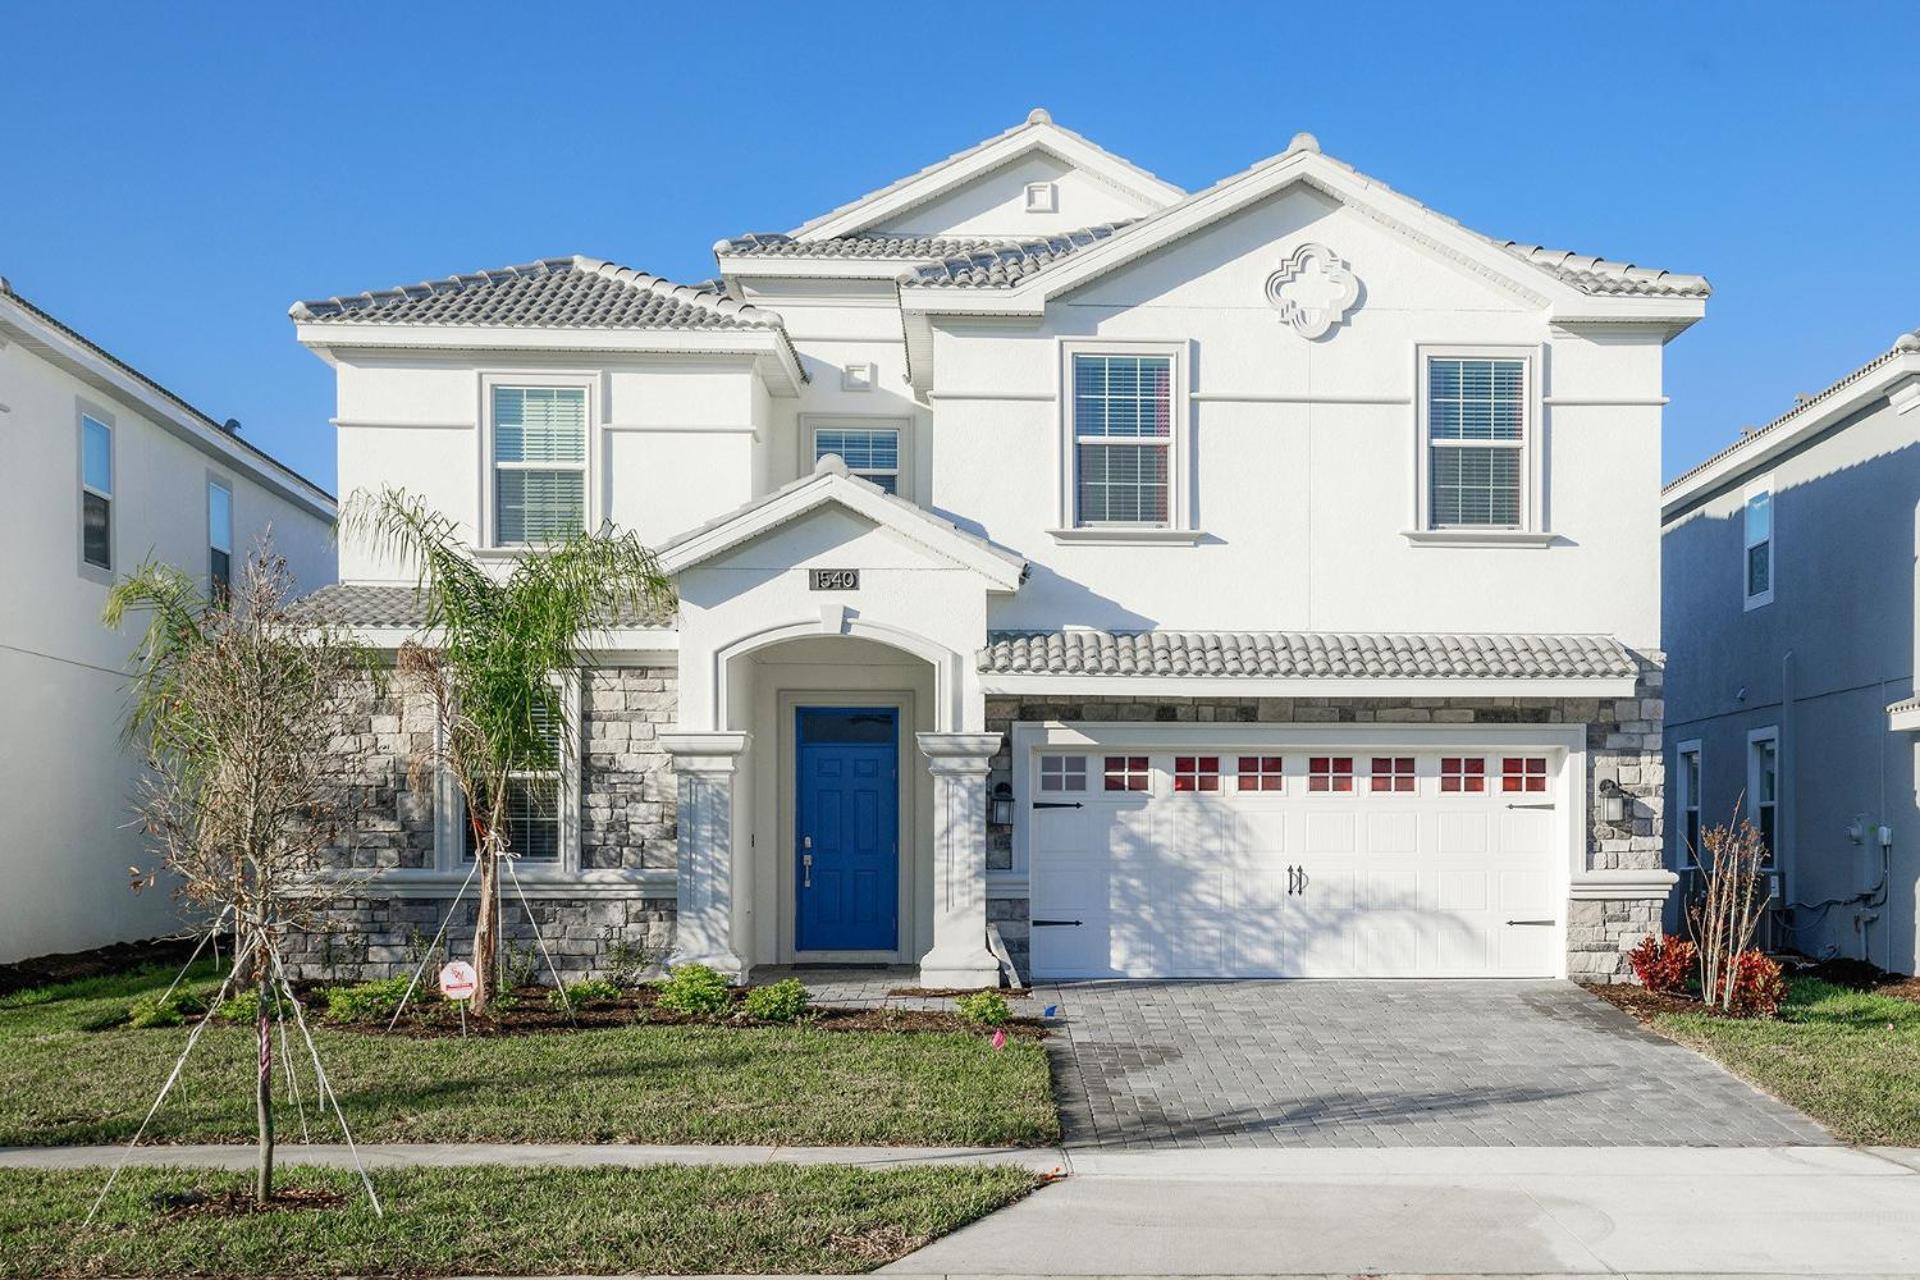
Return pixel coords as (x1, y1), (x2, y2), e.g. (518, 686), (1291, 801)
(1653, 977), (1920, 1144)
(0, 1163), (1040, 1277)
(0, 966), (1058, 1148)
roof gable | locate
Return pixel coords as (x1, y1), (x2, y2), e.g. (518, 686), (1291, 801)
(900, 134), (1708, 321)
(788, 109), (1184, 241)
(656, 455), (1026, 589)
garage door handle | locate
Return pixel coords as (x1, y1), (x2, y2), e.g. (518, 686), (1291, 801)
(1031, 919), (1083, 927)
(1033, 801), (1084, 810)
(1506, 918), (1556, 926)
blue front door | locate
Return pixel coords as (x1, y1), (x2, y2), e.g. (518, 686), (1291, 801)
(795, 707), (899, 952)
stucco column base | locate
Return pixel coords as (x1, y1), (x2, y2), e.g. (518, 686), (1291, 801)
(661, 731), (751, 982)
(917, 731), (1003, 989)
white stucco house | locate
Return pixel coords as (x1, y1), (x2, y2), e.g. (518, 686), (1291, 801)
(1663, 331), (1919, 974)
(0, 277), (336, 963)
(288, 111), (1706, 985)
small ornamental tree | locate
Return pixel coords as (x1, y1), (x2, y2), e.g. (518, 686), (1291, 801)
(105, 545), (372, 1203)
(341, 486), (674, 1013)
(1687, 807), (1774, 1014)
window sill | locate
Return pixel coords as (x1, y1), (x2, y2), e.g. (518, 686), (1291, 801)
(1046, 527), (1209, 546)
(1400, 528), (1560, 549)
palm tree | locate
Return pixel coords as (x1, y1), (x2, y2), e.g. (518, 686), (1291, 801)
(341, 487), (675, 1012)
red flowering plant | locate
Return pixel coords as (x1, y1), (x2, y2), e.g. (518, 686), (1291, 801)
(1712, 949), (1787, 1017)
(1626, 934), (1697, 994)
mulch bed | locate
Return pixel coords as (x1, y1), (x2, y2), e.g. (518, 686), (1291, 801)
(0, 936), (200, 999)
(152, 1185), (346, 1220)
(1582, 981), (1738, 1022)
(298, 985), (1048, 1040)
(890, 986), (1033, 998)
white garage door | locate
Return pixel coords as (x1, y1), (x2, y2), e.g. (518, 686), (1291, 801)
(1027, 749), (1563, 979)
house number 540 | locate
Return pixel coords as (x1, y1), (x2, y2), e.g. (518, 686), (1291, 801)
(809, 568), (860, 590)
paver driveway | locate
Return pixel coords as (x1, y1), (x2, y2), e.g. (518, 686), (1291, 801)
(1039, 979), (1830, 1148)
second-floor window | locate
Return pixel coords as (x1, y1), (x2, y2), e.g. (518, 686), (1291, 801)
(80, 413), (113, 571)
(1072, 352), (1172, 526)
(491, 385), (586, 546)
(1744, 479), (1774, 609)
(815, 427), (900, 493)
(1425, 355), (1528, 529)
(207, 478), (233, 601)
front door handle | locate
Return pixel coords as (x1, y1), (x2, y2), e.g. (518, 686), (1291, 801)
(802, 852), (813, 889)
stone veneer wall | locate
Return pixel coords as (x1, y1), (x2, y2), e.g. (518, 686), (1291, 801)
(290, 665), (681, 982)
(981, 653), (1666, 982)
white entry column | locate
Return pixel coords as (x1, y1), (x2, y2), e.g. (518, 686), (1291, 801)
(660, 731), (750, 979)
(915, 731), (1004, 988)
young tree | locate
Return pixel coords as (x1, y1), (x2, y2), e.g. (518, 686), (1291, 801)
(1687, 807), (1773, 1012)
(106, 545), (373, 1203)
(341, 487), (674, 1013)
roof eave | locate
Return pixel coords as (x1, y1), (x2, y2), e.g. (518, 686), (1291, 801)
(1, 292), (336, 519)
(293, 322), (807, 397)
(1662, 351), (1920, 520)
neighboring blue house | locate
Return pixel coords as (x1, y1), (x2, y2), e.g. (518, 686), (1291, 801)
(1662, 331), (1920, 974)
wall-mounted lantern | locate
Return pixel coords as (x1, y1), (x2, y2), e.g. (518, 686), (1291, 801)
(989, 782), (1015, 827)
(1597, 777), (1631, 825)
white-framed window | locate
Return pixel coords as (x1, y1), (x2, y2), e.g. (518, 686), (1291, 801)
(1370, 756), (1415, 793)
(1743, 478), (1774, 609)
(1024, 181), (1058, 213)
(80, 411), (114, 572)
(1039, 755), (1087, 793)
(1173, 756), (1222, 792)
(1237, 755), (1284, 792)
(1440, 757), (1486, 793)
(1308, 756), (1354, 793)
(207, 477), (233, 601)
(1066, 346), (1181, 528)
(1501, 756), (1549, 793)
(450, 673), (580, 871)
(1675, 739), (1702, 866)
(814, 426), (901, 493)
(1747, 726), (1778, 864)
(488, 383), (588, 546)
(1102, 755), (1150, 792)
(1417, 348), (1539, 531)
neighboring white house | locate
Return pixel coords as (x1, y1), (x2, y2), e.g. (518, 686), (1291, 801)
(1663, 332), (1919, 974)
(0, 278), (336, 963)
(289, 111), (1706, 985)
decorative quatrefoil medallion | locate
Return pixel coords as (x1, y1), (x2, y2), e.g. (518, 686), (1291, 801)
(1264, 242), (1360, 339)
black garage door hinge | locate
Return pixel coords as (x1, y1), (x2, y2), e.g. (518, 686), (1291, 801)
(1030, 919), (1084, 927)
(1033, 801), (1084, 810)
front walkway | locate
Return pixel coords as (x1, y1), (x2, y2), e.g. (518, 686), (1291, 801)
(1039, 979), (1829, 1148)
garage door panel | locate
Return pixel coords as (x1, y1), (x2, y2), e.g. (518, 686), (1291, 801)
(1028, 747), (1563, 980)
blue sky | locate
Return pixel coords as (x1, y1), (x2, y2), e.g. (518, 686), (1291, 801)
(4, 2), (1916, 494)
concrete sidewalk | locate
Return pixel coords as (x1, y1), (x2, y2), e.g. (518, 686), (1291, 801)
(887, 1146), (1920, 1276)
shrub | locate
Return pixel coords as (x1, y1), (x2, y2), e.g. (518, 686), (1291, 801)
(213, 990), (261, 1023)
(955, 990), (1011, 1027)
(548, 978), (623, 1010)
(1628, 934), (1698, 994)
(1713, 950), (1787, 1017)
(322, 977), (414, 1024)
(655, 963), (732, 1016)
(744, 978), (811, 1023)
(127, 990), (205, 1029)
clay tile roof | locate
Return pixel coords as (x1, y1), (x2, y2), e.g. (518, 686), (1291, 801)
(978, 630), (1640, 680)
